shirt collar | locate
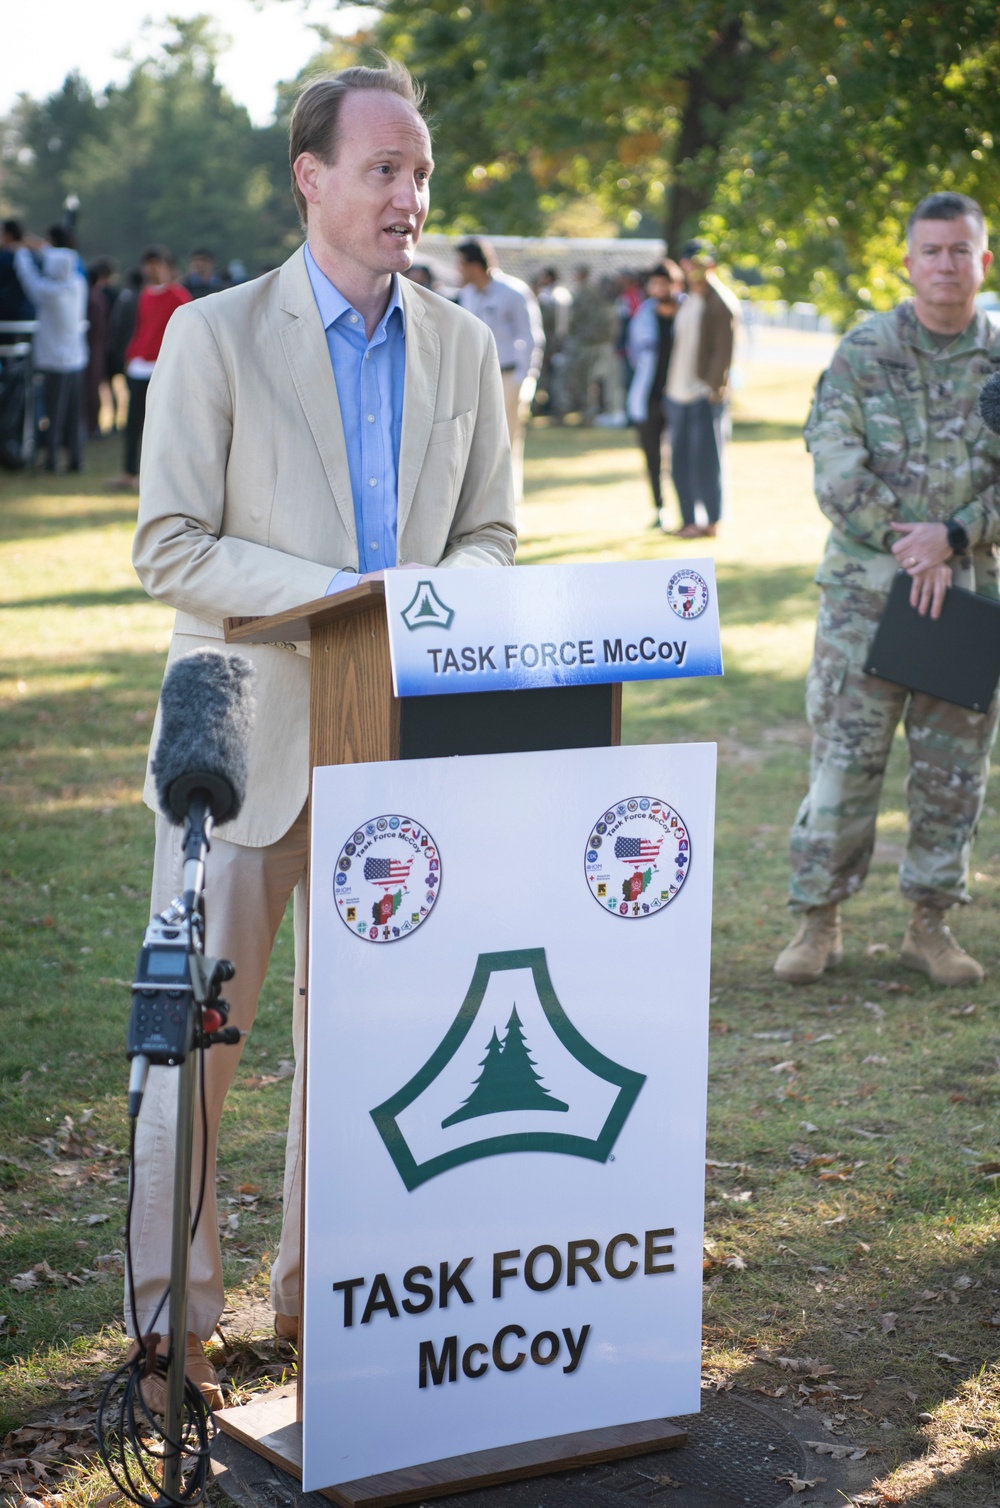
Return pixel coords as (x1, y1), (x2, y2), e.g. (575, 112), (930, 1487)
(304, 243), (405, 338)
(900, 298), (990, 357)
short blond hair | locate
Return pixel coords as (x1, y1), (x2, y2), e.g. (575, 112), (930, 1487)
(288, 60), (426, 225)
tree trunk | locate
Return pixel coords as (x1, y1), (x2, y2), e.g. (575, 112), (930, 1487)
(664, 15), (754, 253)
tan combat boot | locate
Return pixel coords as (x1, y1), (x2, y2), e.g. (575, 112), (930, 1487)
(899, 903), (985, 986)
(773, 903), (843, 983)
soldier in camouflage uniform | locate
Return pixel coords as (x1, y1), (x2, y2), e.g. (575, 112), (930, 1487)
(775, 192), (1000, 986)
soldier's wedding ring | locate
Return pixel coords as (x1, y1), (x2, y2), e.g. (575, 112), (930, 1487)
(907, 555), (917, 565)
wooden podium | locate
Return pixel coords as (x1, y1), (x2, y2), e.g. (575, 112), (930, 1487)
(215, 581), (686, 1506)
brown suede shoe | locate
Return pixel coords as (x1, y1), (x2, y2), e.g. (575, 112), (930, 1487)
(131, 1332), (224, 1415)
(274, 1311), (299, 1349)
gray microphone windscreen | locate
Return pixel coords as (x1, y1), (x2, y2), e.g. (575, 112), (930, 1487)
(979, 371), (1000, 434)
(151, 649), (256, 825)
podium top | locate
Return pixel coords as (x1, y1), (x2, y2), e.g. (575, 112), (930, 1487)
(224, 579), (385, 644)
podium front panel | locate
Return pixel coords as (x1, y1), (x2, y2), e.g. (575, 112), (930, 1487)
(303, 742), (714, 1490)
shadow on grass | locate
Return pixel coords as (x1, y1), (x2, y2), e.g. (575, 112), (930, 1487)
(731, 418), (806, 444)
(0, 503), (138, 542)
(4, 586), (150, 611)
(716, 561), (819, 625)
(523, 466), (641, 496)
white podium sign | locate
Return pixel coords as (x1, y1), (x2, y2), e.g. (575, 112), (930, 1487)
(383, 558), (722, 698)
(303, 742), (715, 1491)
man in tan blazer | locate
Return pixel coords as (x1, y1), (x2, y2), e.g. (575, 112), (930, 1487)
(128, 60), (515, 1405)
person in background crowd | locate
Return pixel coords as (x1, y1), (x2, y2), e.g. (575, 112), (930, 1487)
(107, 268), (142, 434)
(113, 247), (191, 490)
(564, 264), (610, 422)
(456, 237), (544, 505)
(617, 268), (645, 402)
(590, 273), (627, 426)
(11, 225), (88, 472)
(532, 265), (572, 418)
(626, 260), (684, 527)
(85, 260), (113, 438)
(0, 220), (35, 322)
(774, 192), (1000, 988)
(403, 262), (436, 290)
(665, 239), (741, 538)
(183, 248), (225, 300)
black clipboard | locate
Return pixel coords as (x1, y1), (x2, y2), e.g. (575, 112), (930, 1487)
(863, 570), (1000, 712)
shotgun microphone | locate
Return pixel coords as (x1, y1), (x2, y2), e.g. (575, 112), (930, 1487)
(151, 648), (256, 826)
(127, 651), (255, 1117)
(978, 371), (1000, 435)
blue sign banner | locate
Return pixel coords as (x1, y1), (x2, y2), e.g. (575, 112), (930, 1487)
(383, 559), (723, 698)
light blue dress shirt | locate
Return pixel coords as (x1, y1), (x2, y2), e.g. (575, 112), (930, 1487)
(304, 244), (406, 586)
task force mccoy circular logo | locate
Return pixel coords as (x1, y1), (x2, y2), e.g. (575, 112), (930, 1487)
(334, 815), (441, 943)
(666, 568), (709, 620)
(585, 797), (691, 918)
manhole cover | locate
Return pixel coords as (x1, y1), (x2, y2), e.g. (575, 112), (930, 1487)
(214, 1393), (813, 1508)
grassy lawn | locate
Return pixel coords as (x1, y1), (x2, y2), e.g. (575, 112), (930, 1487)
(2, 352), (998, 1506)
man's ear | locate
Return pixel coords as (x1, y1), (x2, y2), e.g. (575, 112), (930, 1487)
(293, 153), (323, 208)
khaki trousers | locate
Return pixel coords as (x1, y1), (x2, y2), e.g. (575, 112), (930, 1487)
(126, 806), (309, 1340)
(502, 370), (534, 506)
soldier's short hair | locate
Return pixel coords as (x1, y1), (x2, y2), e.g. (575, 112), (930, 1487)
(289, 59), (426, 225)
(907, 192), (988, 248)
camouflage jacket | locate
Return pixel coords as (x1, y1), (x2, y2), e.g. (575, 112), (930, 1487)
(805, 301), (1000, 597)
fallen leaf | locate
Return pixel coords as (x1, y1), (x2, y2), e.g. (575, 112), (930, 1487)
(881, 1312), (897, 1333)
(823, 1213), (847, 1226)
(862, 1001), (886, 1020)
(9, 1271), (38, 1292)
(237, 1183), (260, 1195)
(800, 1121), (819, 1133)
(805, 1441), (869, 1460)
(776, 1357), (837, 1377)
(949, 1004), (977, 1017)
(953, 1275), (973, 1291)
(934, 1352), (964, 1364)
(861, 1054), (889, 1065)
(85, 1214), (110, 1226)
(866, 943), (890, 955)
(723, 1255), (747, 1270)
(776, 1473), (824, 1492)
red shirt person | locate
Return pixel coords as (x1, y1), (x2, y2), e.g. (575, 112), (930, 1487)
(114, 247), (191, 488)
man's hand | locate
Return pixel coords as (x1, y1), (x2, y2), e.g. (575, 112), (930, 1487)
(908, 562), (952, 620)
(890, 520), (951, 571)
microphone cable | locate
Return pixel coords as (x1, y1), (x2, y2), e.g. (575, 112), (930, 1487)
(96, 1049), (215, 1506)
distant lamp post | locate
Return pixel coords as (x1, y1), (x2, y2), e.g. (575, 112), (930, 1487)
(62, 193), (80, 235)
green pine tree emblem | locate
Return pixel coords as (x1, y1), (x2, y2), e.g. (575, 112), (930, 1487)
(442, 1008), (569, 1126)
(370, 949), (646, 1191)
(400, 579), (455, 631)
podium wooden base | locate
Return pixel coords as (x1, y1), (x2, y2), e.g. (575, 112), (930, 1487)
(215, 1387), (686, 1507)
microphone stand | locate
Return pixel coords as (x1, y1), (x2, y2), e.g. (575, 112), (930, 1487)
(154, 798), (239, 1503)
(162, 797), (211, 1504)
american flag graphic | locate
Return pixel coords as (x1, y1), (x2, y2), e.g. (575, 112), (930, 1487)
(614, 836), (662, 862)
(364, 856), (413, 885)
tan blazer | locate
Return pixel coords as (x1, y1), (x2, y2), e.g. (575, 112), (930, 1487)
(133, 247), (516, 847)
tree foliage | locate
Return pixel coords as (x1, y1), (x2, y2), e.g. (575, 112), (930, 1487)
(1, 19), (300, 273)
(365, 0), (1000, 321)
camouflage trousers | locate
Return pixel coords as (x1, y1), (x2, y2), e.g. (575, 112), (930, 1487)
(788, 587), (1000, 912)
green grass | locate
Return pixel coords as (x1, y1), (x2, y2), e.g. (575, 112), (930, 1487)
(1, 364), (999, 1505)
